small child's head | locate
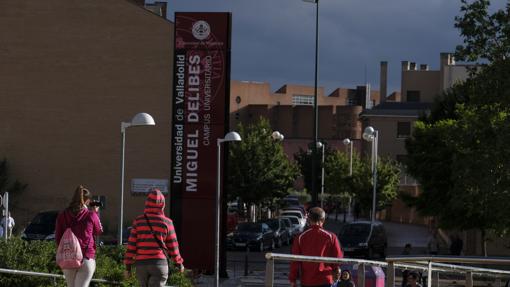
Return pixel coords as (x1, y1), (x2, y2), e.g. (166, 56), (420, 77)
(341, 270), (351, 281)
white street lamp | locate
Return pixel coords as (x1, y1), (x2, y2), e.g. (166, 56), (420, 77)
(342, 138), (354, 222)
(362, 126), (378, 225)
(343, 138), (353, 176)
(216, 131), (241, 287)
(316, 141), (325, 209)
(119, 112), (155, 246)
(271, 131), (285, 141)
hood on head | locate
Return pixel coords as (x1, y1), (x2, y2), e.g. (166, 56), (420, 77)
(144, 189), (165, 214)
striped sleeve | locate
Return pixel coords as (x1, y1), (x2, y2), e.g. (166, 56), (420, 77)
(124, 219), (138, 266)
(165, 219), (183, 265)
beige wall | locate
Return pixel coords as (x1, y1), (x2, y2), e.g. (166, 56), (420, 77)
(401, 70), (441, 103)
(362, 116), (416, 160)
(0, 0), (174, 234)
(442, 65), (470, 90)
(230, 81), (273, 111)
(230, 81), (380, 112)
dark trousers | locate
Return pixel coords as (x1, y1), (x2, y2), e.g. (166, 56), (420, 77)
(302, 285), (331, 287)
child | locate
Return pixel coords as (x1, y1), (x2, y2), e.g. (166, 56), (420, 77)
(332, 269), (355, 287)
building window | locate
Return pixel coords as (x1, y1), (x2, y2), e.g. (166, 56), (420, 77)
(407, 90), (420, 102)
(397, 122), (411, 138)
(292, 95), (314, 106)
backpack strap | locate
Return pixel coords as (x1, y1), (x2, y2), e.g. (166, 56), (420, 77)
(143, 213), (171, 262)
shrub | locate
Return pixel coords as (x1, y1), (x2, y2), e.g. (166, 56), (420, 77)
(0, 238), (193, 287)
(0, 237), (63, 287)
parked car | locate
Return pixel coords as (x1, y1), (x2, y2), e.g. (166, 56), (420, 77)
(231, 222), (275, 252)
(280, 215), (304, 234)
(21, 210), (59, 241)
(280, 210), (306, 227)
(262, 218), (291, 247)
(338, 221), (387, 259)
(279, 217), (296, 237)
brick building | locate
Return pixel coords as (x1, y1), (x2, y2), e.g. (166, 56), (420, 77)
(0, 0), (174, 235)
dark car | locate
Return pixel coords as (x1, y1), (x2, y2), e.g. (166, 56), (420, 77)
(262, 218), (291, 247)
(231, 222), (275, 252)
(21, 210), (59, 241)
(338, 221), (387, 259)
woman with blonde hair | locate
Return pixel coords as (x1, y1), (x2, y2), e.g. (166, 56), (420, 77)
(55, 185), (103, 287)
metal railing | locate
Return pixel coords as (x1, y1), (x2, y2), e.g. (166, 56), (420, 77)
(0, 268), (119, 285)
(386, 255), (510, 287)
(265, 253), (510, 287)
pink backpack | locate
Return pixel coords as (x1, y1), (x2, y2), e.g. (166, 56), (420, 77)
(56, 227), (83, 269)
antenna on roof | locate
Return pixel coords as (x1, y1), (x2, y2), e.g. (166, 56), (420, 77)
(364, 64), (368, 84)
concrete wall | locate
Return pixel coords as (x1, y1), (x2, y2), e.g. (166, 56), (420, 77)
(0, 0), (174, 234)
(362, 116), (416, 160)
(401, 69), (441, 103)
(442, 65), (470, 90)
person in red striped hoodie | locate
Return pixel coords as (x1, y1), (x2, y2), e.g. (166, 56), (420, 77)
(124, 189), (184, 287)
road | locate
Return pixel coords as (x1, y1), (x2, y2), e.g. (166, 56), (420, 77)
(226, 216), (431, 276)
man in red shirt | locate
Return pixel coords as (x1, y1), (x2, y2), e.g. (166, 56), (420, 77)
(289, 207), (343, 287)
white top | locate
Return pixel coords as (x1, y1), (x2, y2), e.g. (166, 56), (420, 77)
(1, 216), (14, 229)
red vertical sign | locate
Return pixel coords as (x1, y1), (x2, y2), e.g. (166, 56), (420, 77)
(171, 12), (231, 271)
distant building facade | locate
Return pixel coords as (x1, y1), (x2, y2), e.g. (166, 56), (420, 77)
(361, 53), (471, 224)
(230, 81), (380, 157)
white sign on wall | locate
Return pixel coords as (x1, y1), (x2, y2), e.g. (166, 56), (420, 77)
(131, 178), (169, 194)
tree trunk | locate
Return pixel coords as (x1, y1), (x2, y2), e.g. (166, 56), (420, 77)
(481, 229), (487, 257)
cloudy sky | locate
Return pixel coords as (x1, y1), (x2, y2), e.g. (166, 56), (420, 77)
(163, 0), (506, 95)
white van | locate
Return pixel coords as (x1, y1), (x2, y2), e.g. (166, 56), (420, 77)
(279, 214), (305, 233)
(280, 210), (306, 227)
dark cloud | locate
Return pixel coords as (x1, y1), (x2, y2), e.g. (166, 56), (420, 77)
(165, 0), (506, 94)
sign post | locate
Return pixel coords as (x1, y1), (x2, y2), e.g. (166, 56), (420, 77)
(1, 192), (9, 240)
(171, 12), (232, 271)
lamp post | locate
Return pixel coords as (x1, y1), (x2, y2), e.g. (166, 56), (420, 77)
(216, 131), (242, 287)
(119, 112), (155, 246)
(303, 0), (319, 206)
(342, 138), (353, 222)
(316, 141), (325, 209)
(343, 138), (353, 176)
(362, 126), (378, 225)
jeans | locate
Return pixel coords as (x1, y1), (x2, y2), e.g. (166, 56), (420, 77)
(135, 262), (169, 287)
(62, 258), (96, 287)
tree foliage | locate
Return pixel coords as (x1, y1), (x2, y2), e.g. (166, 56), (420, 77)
(455, 0), (510, 63)
(294, 144), (333, 196)
(296, 146), (400, 213)
(226, 118), (299, 206)
(0, 158), (28, 209)
(405, 0), (510, 255)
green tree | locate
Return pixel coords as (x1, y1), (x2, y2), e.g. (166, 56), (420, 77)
(298, 146), (400, 214)
(294, 143), (334, 198)
(454, 0), (510, 63)
(227, 118), (299, 207)
(405, 0), (510, 256)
